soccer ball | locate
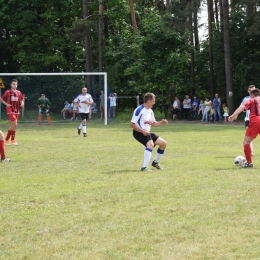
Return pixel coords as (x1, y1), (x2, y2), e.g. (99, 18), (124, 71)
(234, 155), (246, 166)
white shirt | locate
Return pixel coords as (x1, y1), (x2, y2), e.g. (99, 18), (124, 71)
(131, 105), (155, 131)
(74, 93), (93, 113)
(109, 96), (117, 106)
(183, 98), (191, 108)
(241, 96), (250, 121)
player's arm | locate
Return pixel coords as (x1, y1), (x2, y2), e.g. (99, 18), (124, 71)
(151, 119), (168, 127)
(228, 105), (245, 122)
(130, 122), (150, 136)
(0, 97), (11, 107)
(20, 100), (24, 108)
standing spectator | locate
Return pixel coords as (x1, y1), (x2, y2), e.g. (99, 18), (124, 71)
(172, 96), (181, 121)
(209, 104), (214, 122)
(0, 129), (11, 162)
(228, 88), (260, 168)
(61, 101), (72, 119)
(190, 95), (199, 120)
(241, 85), (256, 155)
(201, 97), (212, 122)
(130, 92), (168, 171)
(37, 94), (51, 126)
(108, 92), (117, 120)
(213, 93), (222, 123)
(73, 87), (93, 137)
(1, 79), (24, 145)
(222, 103), (229, 122)
(99, 90), (105, 119)
(181, 95), (191, 120)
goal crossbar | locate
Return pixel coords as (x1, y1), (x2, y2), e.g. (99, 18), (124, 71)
(0, 72), (108, 125)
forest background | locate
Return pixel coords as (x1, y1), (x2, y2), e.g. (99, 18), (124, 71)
(0, 0), (260, 114)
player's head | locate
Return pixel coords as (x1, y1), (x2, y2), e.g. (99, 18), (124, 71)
(143, 92), (156, 108)
(41, 94), (46, 100)
(10, 79), (18, 90)
(248, 85), (255, 94)
(250, 88), (260, 97)
(82, 87), (87, 95)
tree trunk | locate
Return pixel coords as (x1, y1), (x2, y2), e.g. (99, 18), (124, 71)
(189, 4), (195, 95)
(223, 0), (234, 112)
(193, 0), (200, 51)
(129, 0), (137, 32)
(99, 0), (103, 72)
(246, 0), (256, 17)
(214, 0), (219, 30)
(207, 0), (215, 98)
(82, 0), (92, 93)
(166, 0), (170, 12)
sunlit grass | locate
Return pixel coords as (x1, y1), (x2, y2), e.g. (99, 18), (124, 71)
(1, 120), (260, 259)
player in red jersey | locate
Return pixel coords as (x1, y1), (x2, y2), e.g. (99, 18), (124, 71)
(228, 88), (260, 168)
(0, 129), (12, 162)
(1, 79), (24, 145)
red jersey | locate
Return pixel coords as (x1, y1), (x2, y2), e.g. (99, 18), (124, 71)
(2, 89), (24, 114)
(244, 96), (260, 121)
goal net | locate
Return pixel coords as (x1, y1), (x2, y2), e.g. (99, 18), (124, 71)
(0, 72), (108, 125)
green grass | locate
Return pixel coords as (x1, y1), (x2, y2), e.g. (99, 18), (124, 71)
(1, 120), (260, 259)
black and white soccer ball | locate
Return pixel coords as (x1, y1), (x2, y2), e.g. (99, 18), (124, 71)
(234, 156), (246, 166)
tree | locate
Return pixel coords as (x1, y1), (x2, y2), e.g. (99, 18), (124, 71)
(222, 0), (234, 112)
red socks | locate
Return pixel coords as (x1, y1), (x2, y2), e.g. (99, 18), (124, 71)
(0, 140), (6, 160)
(5, 130), (16, 141)
(244, 143), (252, 164)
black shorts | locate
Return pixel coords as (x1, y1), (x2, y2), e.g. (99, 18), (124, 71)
(79, 113), (89, 121)
(173, 108), (179, 115)
(133, 130), (159, 147)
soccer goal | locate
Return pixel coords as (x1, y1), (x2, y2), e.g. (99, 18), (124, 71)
(0, 72), (108, 125)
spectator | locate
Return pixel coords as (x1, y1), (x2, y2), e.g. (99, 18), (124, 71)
(201, 97), (212, 122)
(198, 100), (205, 117)
(213, 93), (222, 123)
(181, 95), (191, 120)
(61, 101), (72, 119)
(108, 92), (117, 120)
(222, 103), (229, 122)
(209, 104), (214, 122)
(172, 96), (181, 121)
(190, 95), (199, 120)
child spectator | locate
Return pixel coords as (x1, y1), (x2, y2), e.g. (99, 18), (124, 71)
(209, 105), (214, 122)
(222, 103), (229, 122)
(198, 100), (205, 117)
(61, 101), (72, 119)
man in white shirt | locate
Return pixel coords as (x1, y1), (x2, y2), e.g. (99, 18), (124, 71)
(73, 87), (94, 137)
(108, 93), (117, 120)
(130, 92), (168, 171)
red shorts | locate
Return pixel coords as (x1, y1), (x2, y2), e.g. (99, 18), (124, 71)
(7, 113), (19, 122)
(246, 120), (260, 139)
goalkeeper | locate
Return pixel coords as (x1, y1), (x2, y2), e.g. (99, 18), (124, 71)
(37, 94), (51, 126)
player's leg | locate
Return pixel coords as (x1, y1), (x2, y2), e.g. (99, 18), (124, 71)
(38, 110), (43, 126)
(243, 135), (254, 167)
(46, 111), (51, 126)
(245, 120), (253, 155)
(152, 136), (167, 170)
(82, 114), (89, 137)
(0, 130), (11, 162)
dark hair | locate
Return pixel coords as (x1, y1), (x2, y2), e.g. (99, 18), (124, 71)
(10, 79), (18, 84)
(143, 92), (155, 103)
(250, 88), (260, 96)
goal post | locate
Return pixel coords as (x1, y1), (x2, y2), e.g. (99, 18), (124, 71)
(0, 72), (108, 125)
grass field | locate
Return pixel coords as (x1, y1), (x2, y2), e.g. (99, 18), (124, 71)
(1, 119), (260, 260)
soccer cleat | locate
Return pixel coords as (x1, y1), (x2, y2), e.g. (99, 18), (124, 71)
(1, 158), (12, 162)
(241, 163), (253, 168)
(152, 161), (163, 170)
(11, 140), (18, 145)
(77, 128), (81, 135)
(141, 167), (152, 171)
(5, 140), (11, 145)
(83, 133), (87, 137)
